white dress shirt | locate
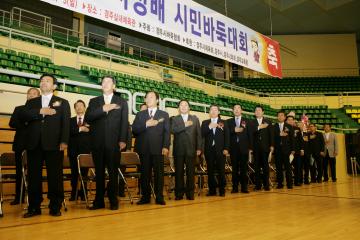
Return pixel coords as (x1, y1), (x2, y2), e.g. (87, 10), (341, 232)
(148, 107), (157, 118)
(103, 93), (113, 104)
(41, 93), (53, 108)
(181, 113), (189, 123)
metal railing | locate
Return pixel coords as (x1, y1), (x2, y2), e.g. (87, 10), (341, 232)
(0, 26), (55, 62)
(0, 68), (132, 112)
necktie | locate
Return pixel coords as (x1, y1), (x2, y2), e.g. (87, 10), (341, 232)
(77, 117), (82, 127)
(149, 110), (153, 118)
(280, 123), (283, 132)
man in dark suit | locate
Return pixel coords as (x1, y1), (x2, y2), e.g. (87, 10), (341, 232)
(21, 74), (70, 217)
(85, 76), (128, 210)
(227, 104), (252, 193)
(298, 122), (311, 184)
(201, 105), (229, 197)
(133, 103), (147, 154)
(68, 100), (91, 201)
(251, 105), (274, 191)
(171, 100), (202, 200)
(132, 91), (170, 205)
(308, 123), (325, 183)
(9, 87), (40, 205)
(274, 111), (295, 189)
(286, 115), (303, 186)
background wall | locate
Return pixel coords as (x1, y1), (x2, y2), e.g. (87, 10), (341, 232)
(273, 34), (359, 77)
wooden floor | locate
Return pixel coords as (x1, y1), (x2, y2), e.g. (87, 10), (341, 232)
(1, 178), (359, 240)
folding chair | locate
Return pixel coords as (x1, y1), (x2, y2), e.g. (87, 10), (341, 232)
(118, 152), (142, 204)
(224, 155), (233, 190)
(163, 156), (175, 200)
(194, 155), (207, 196)
(0, 152), (17, 217)
(77, 154), (96, 208)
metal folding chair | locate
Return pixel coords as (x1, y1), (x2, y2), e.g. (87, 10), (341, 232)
(77, 154), (96, 208)
(163, 156), (175, 200)
(194, 155), (207, 196)
(118, 151), (143, 204)
(0, 152), (17, 217)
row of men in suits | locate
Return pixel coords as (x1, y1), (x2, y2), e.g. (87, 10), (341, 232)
(9, 74), (338, 217)
(274, 113), (338, 189)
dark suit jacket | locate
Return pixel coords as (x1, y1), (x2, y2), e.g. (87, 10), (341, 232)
(132, 109), (170, 155)
(21, 95), (70, 151)
(85, 95), (128, 151)
(9, 105), (27, 152)
(251, 118), (274, 153)
(301, 131), (310, 157)
(201, 118), (229, 155)
(293, 126), (304, 155)
(171, 114), (202, 157)
(274, 122), (295, 155)
(68, 116), (91, 158)
(227, 117), (253, 154)
(309, 131), (325, 155)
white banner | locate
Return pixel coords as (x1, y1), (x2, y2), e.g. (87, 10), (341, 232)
(41, 0), (282, 78)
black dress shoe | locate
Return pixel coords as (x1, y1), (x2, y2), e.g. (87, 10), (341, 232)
(304, 181), (310, 185)
(110, 203), (119, 210)
(206, 192), (216, 196)
(136, 198), (150, 205)
(69, 196), (76, 201)
(231, 189), (239, 193)
(49, 209), (61, 217)
(175, 196), (183, 200)
(155, 199), (166, 205)
(186, 196), (194, 200)
(276, 185), (284, 189)
(10, 199), (20, 205)
(241, 189), (249, 193)
(254, 186), (261, 191)
(219, 192), (225, 197)
(287, 185), (293, 189)
(23, 209), (41, 218)
(264, 187), (270, 191)
(89, 202), (105, 210)
(118, 192), (126, 197)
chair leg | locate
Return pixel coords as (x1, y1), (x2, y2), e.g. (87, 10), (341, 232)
(118, 168), (133, 204)
(150, 183), (156, 199)
(79, 175), (89, 208)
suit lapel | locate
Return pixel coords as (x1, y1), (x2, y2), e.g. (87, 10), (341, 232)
(99, 95), (105, 106)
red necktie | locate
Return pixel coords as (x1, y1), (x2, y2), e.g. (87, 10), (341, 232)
(77, 117), (82, 127)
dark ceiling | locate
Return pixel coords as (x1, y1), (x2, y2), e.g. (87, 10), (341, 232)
(194, 0), (360, 38)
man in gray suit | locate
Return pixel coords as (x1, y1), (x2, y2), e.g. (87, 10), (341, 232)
(323, 124), (338, 182)
(171, 100), (202, 200)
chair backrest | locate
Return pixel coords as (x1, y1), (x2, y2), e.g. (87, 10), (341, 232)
(120, 152), (140, 166)
(77, 154), (95, 168)
(0, 152), (16, 167)
(194, 155), (204, 167)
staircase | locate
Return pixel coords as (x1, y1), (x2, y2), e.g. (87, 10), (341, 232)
(59, 66), (93, 83)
